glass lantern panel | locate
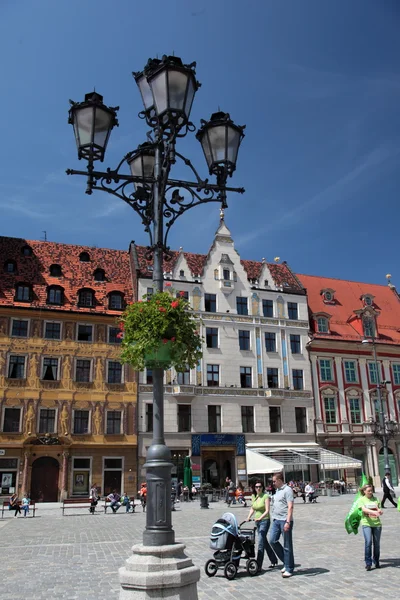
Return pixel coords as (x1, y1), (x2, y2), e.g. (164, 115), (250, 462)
(150, 70), (168, 116)
(226, 127), (241, 166)
(75, 106), (95, 147)
(93, 108), (113, 149)
(184, 76), (195, 119)
(129, 155), (143, 178)
(208, 125), (227, 163)
(142, 154), (155, 178)
(167, 70), (188, 111)
(201, 132), (213, 169)
(138, 75), (154, 111)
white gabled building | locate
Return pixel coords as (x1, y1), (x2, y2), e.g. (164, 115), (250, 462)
(130, 217), (314, 487)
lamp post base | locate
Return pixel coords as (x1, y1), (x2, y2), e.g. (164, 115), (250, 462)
(119, 543), (200, 599)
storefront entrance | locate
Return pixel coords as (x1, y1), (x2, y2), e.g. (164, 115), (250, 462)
(202, 449), (235, 488)
(31, 456), (60, 502)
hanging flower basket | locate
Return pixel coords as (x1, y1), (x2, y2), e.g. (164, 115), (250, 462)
(118, 288), (203, 372)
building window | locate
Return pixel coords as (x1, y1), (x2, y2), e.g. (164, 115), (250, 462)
(267, 368), (279, 388)
(103, 458), (123, 496)
(392, 364), (400, 385)
(21, 245), (33, 257)
(49, 264), (62, 277)
(176, 290), (189, 300)
(236, 297), (248, 315)
(270, 407), (281, 433)
(108, 361), (122, 384)
(39, 409), (56, 433)
(78, 289), (95, 307)
(44, 322), (61, 340)
(42, 358), (59, 381)
(207, 364), (219, 387)
(324, 397), (336, 423)
(288, 302), (298, 320)
(363, 317), (375, 338)
(368, 362), (378, 384)
(146, 287), (154, 300)
(47, 286), (63, 305)
(79, 252), (90, 262)
(15, 284), (32, 302)
(77, 324), (93, 342)
(239, 330), (250, 351)
(206, 327), (218, 349)
(316, 317), (329, 333)
(146, 404), (153, 432)
(349, 398), (361, 424)
(290, 334), (301, 354)
(177, 366), (190, 385)
(241, 406), (254, 433)
(146, 369), (153, 384)
(208, 405), (221, 432)
(75, 359), (91, 383)
(344, 361), (357, 383)
(319, 359), (333, 382)
(262, 299), (273, 318)
(73, 410), (90, 434)
(8, 356), (26, 379)
(11, 319), (28, 338)
(94, 268), (106, 282)
(295, 407), (307, 433)
(4, 260), (17, 274)
(240, 366), (252, 388)
(223, 268), (230, 281)
(108, 327), (122, 344)
(265, 332), (276, 352)
(178, 405), (191, 432)
(179, 270), (185, 277)
(72, 457), (91, 496)
(2, 408), (21, 432)
(109, 292), (124, 310)
(205, 293), (217, 313)
(293, 369), (304, 390)
(106, 411), (122, 434)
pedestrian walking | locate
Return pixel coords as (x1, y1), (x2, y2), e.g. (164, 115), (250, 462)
(269, 472), (295, 578)
(89, 483), (100, 514)
(21, 493), (31, 517)
(381, 472), (396, 508)
(139, 482), (147, 512)
(227, 479), (236, 506)
(358, 484), (383, 570)
(9, 493), (21, 518)
(246, 480), (278, 571)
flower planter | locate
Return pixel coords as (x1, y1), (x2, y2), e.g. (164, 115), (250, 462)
(145, 341), (174, 368)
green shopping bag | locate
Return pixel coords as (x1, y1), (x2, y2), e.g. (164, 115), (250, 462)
(397, 497), (400, 512)
(344, 473), (368, 535)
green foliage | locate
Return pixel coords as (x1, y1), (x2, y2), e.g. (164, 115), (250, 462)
(119, 289), (203, 372)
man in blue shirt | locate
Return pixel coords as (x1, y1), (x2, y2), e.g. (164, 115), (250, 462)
(269, 472), (294, 577)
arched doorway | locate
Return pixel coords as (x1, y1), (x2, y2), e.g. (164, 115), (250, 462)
(378, 448), (398, 486)
(31, 457), (60, 502)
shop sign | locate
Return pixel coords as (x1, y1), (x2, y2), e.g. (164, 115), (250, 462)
(237, 469), (246, 475)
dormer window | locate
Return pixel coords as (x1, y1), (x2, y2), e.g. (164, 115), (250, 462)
(321, 288), (335, 303)
(223, 269), (230, 281)
(363, 315), (375, 338)
(15, 284), (32, 302)
(94, 268), (106, 282)
(361, 294), (374, 307)
(317, 317), (329, 333)
(4, 260), (17, 274)
(49, 264), (62, 277)
(325, 291), (332, 301)
(109, 292), (124, 310)
(179, 270), (185, 277)
(79, 251), (90, 262)
(47, 286), (64, 305)
(264, 280), (268, 287)
(78, 288), (95, 307)
(21, 245), (33, 257)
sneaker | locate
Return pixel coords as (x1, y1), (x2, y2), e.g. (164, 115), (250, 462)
(281, 566), (286, 573)
(269, 564), (277, 569)
(365, 565), (372, 571)
(282, 571), (293, 578)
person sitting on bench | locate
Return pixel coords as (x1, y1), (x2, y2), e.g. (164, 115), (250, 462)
(107, 490), (121, 513)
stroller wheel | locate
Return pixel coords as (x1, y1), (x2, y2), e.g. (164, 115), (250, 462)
(246, 559), (259, 576)
(224, 561), (237, 580)
(205, 559), (218, 577)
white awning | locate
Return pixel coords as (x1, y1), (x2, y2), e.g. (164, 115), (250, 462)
(246, 443), (362, 471)
(246, 449), (283, 474)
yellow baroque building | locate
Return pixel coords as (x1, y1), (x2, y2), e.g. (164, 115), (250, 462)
(0, 237), (137, 502)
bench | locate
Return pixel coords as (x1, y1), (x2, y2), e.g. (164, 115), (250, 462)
(62, 497), (94, 515)
(1, 501), (36, 518)
(104, 496), (136, 513)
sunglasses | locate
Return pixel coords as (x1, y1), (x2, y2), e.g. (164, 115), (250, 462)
(255, 485), (262, 488)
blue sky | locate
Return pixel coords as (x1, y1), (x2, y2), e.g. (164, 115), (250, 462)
(1, 0), (399, 285)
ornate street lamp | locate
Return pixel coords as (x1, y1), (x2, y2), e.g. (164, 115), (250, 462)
(66, 54), (245, 599)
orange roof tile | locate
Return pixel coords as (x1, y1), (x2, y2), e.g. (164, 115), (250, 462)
(298, 273), (400, 345)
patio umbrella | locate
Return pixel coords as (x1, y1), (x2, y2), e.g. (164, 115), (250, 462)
(183, 456), (192, 488)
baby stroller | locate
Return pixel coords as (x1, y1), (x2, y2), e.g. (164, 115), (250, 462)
(205, 512), (258, 579)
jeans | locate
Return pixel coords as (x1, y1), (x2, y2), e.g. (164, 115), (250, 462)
(22, 505), (29, 517)
(362, 526), (381, 566)
(111, 501), (120, 512)
(270, 519), (295, 574)
(256, 519), (277, 568)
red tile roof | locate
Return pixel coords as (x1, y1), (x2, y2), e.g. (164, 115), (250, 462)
(298, 273), (400, 345)
(134, 245), (304, 292)
(0, 237), (133, 315)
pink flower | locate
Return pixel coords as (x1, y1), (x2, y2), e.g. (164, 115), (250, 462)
(162, 338), (168, 344)
(159, 307), (167, 313)
(171, 337), (176, 342)
(171, 300), (180, 309)
(165, 282), (172, 287)
(116, 332), (124, 339)
(119, 322), (125, 331)
(179, 291), (186, 297)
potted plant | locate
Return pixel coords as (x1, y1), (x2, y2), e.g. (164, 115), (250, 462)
(118, 286), (203, 370)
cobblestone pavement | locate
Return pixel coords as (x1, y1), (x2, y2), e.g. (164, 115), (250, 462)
(1, 495), (400, 599)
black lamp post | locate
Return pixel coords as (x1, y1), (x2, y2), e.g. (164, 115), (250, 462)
(67, 55), (245, 549)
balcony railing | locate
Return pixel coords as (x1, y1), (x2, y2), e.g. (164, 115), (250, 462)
(139, 384), (312, 399)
